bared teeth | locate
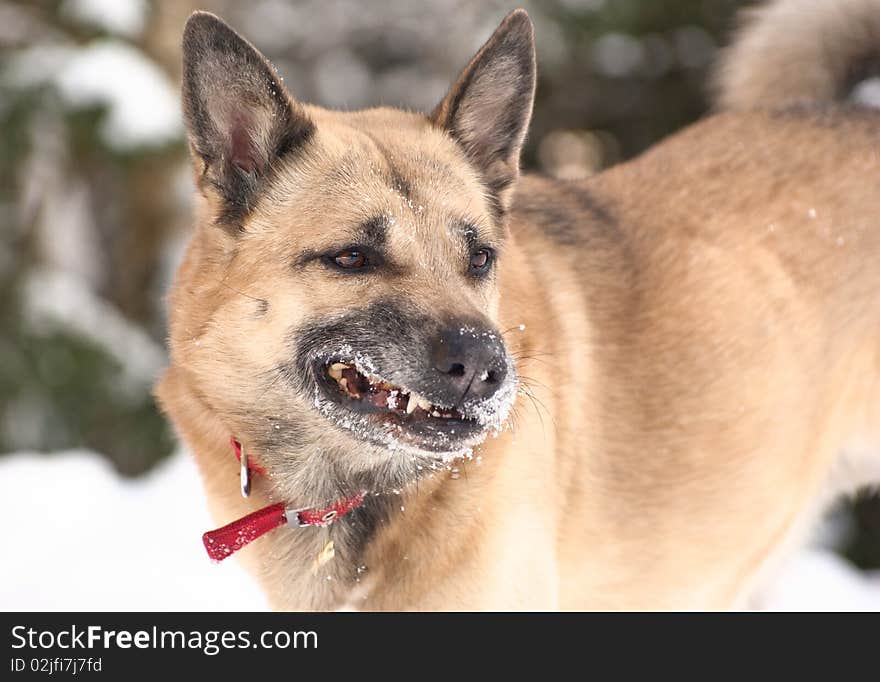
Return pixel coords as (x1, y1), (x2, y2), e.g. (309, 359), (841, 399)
(328, 362), (348, 380)
(328, 360), (462, 419)
(406, 392), (419, 414)
(406, 391), (433, 414)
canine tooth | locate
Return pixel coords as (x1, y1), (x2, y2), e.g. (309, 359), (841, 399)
(339, 377), (349, 390)
(417, 397), (432, 411)
(328, 365), (343, 380)
(406, 392), (419, 414)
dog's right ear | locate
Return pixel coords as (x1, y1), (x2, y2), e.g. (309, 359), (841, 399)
(181, 12), (314, 225)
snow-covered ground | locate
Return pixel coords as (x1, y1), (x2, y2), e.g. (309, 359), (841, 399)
(0, 449), (878, 611)
(0, 451), (268, 611)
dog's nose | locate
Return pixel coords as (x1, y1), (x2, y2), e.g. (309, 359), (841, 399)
(429, 325), (508, 402)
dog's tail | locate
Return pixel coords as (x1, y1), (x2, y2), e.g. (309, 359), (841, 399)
(714, 0), (880, 110)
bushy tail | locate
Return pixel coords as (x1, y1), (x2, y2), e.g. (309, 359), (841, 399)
(714, 0), (880, 110)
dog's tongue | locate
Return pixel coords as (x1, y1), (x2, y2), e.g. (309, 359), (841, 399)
(341, 367), (368, 395)
(341, 367), (408, 411)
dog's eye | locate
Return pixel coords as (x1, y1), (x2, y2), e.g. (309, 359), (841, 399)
(333, 250), (368, 269)
(469, 248), (492, 274)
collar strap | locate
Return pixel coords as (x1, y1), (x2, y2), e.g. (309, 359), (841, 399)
(201, 438), (365, 562)
(202, 495), (365, 562)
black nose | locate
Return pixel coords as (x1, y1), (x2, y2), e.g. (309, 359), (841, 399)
(429, 325), (508, 402)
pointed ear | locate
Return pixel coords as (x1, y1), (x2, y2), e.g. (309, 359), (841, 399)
(181, 11), (314, 225)
(431, 9), (536, 218)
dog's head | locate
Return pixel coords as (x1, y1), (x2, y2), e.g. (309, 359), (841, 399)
(163, 11), (535, 495)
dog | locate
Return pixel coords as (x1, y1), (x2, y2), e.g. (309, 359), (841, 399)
(156, 0), (880, 610)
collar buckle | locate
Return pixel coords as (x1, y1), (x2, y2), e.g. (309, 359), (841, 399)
(285, 507), (309, 528)
(240, 444), (251, 498)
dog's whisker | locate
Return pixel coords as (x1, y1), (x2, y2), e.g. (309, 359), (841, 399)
(248, 369), (286, 419)
(510, 353), (555, 369)
(515, 378), (557, 433)
(518, 374), (557, 397)
(499, 323), (530, 336)
(218, 277), (267, 304)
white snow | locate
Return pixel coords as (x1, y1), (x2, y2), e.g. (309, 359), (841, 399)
(22, 267), (166, 393)
(0, 448), (877, 611)
(4, 39), (182, 150)
(3, 45), (74, 89)
(753, 550), (880, 611)
(0, 450), (268, 611)
(54, 40), (182, 150)
(853, 77), (880, 109)
(61, 0), (148, 38)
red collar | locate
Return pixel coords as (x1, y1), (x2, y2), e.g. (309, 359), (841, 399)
(201, 438), (365, 562)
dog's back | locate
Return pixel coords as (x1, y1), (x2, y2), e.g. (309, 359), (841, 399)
(524, 114), (880, 606)
(504, 0), (880, 607)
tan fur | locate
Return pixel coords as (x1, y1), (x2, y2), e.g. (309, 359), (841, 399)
(715, 0), (880, 110)
(157, 5), (880, 609)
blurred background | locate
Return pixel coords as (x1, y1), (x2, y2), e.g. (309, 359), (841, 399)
(1, 0), (879, 608)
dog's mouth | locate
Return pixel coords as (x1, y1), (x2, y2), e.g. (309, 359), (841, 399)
(327, 361), (466, 420)
(311, 357), (500, 453)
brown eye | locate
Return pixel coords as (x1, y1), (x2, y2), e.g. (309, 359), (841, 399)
(333, 250), (367, 269)
(469, 248), (492, 273)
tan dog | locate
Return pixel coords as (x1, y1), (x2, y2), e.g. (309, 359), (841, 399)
(156, 1), (880, 610)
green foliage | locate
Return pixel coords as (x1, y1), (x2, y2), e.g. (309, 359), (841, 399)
(0, 286), (174, 476)
(0, 1), (177, 475)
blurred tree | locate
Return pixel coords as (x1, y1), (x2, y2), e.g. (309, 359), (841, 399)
(0, 0), (196, 473)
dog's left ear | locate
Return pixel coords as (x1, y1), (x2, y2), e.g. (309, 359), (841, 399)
(181, 11), (314, 226)
(431, 9), (536, 216)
